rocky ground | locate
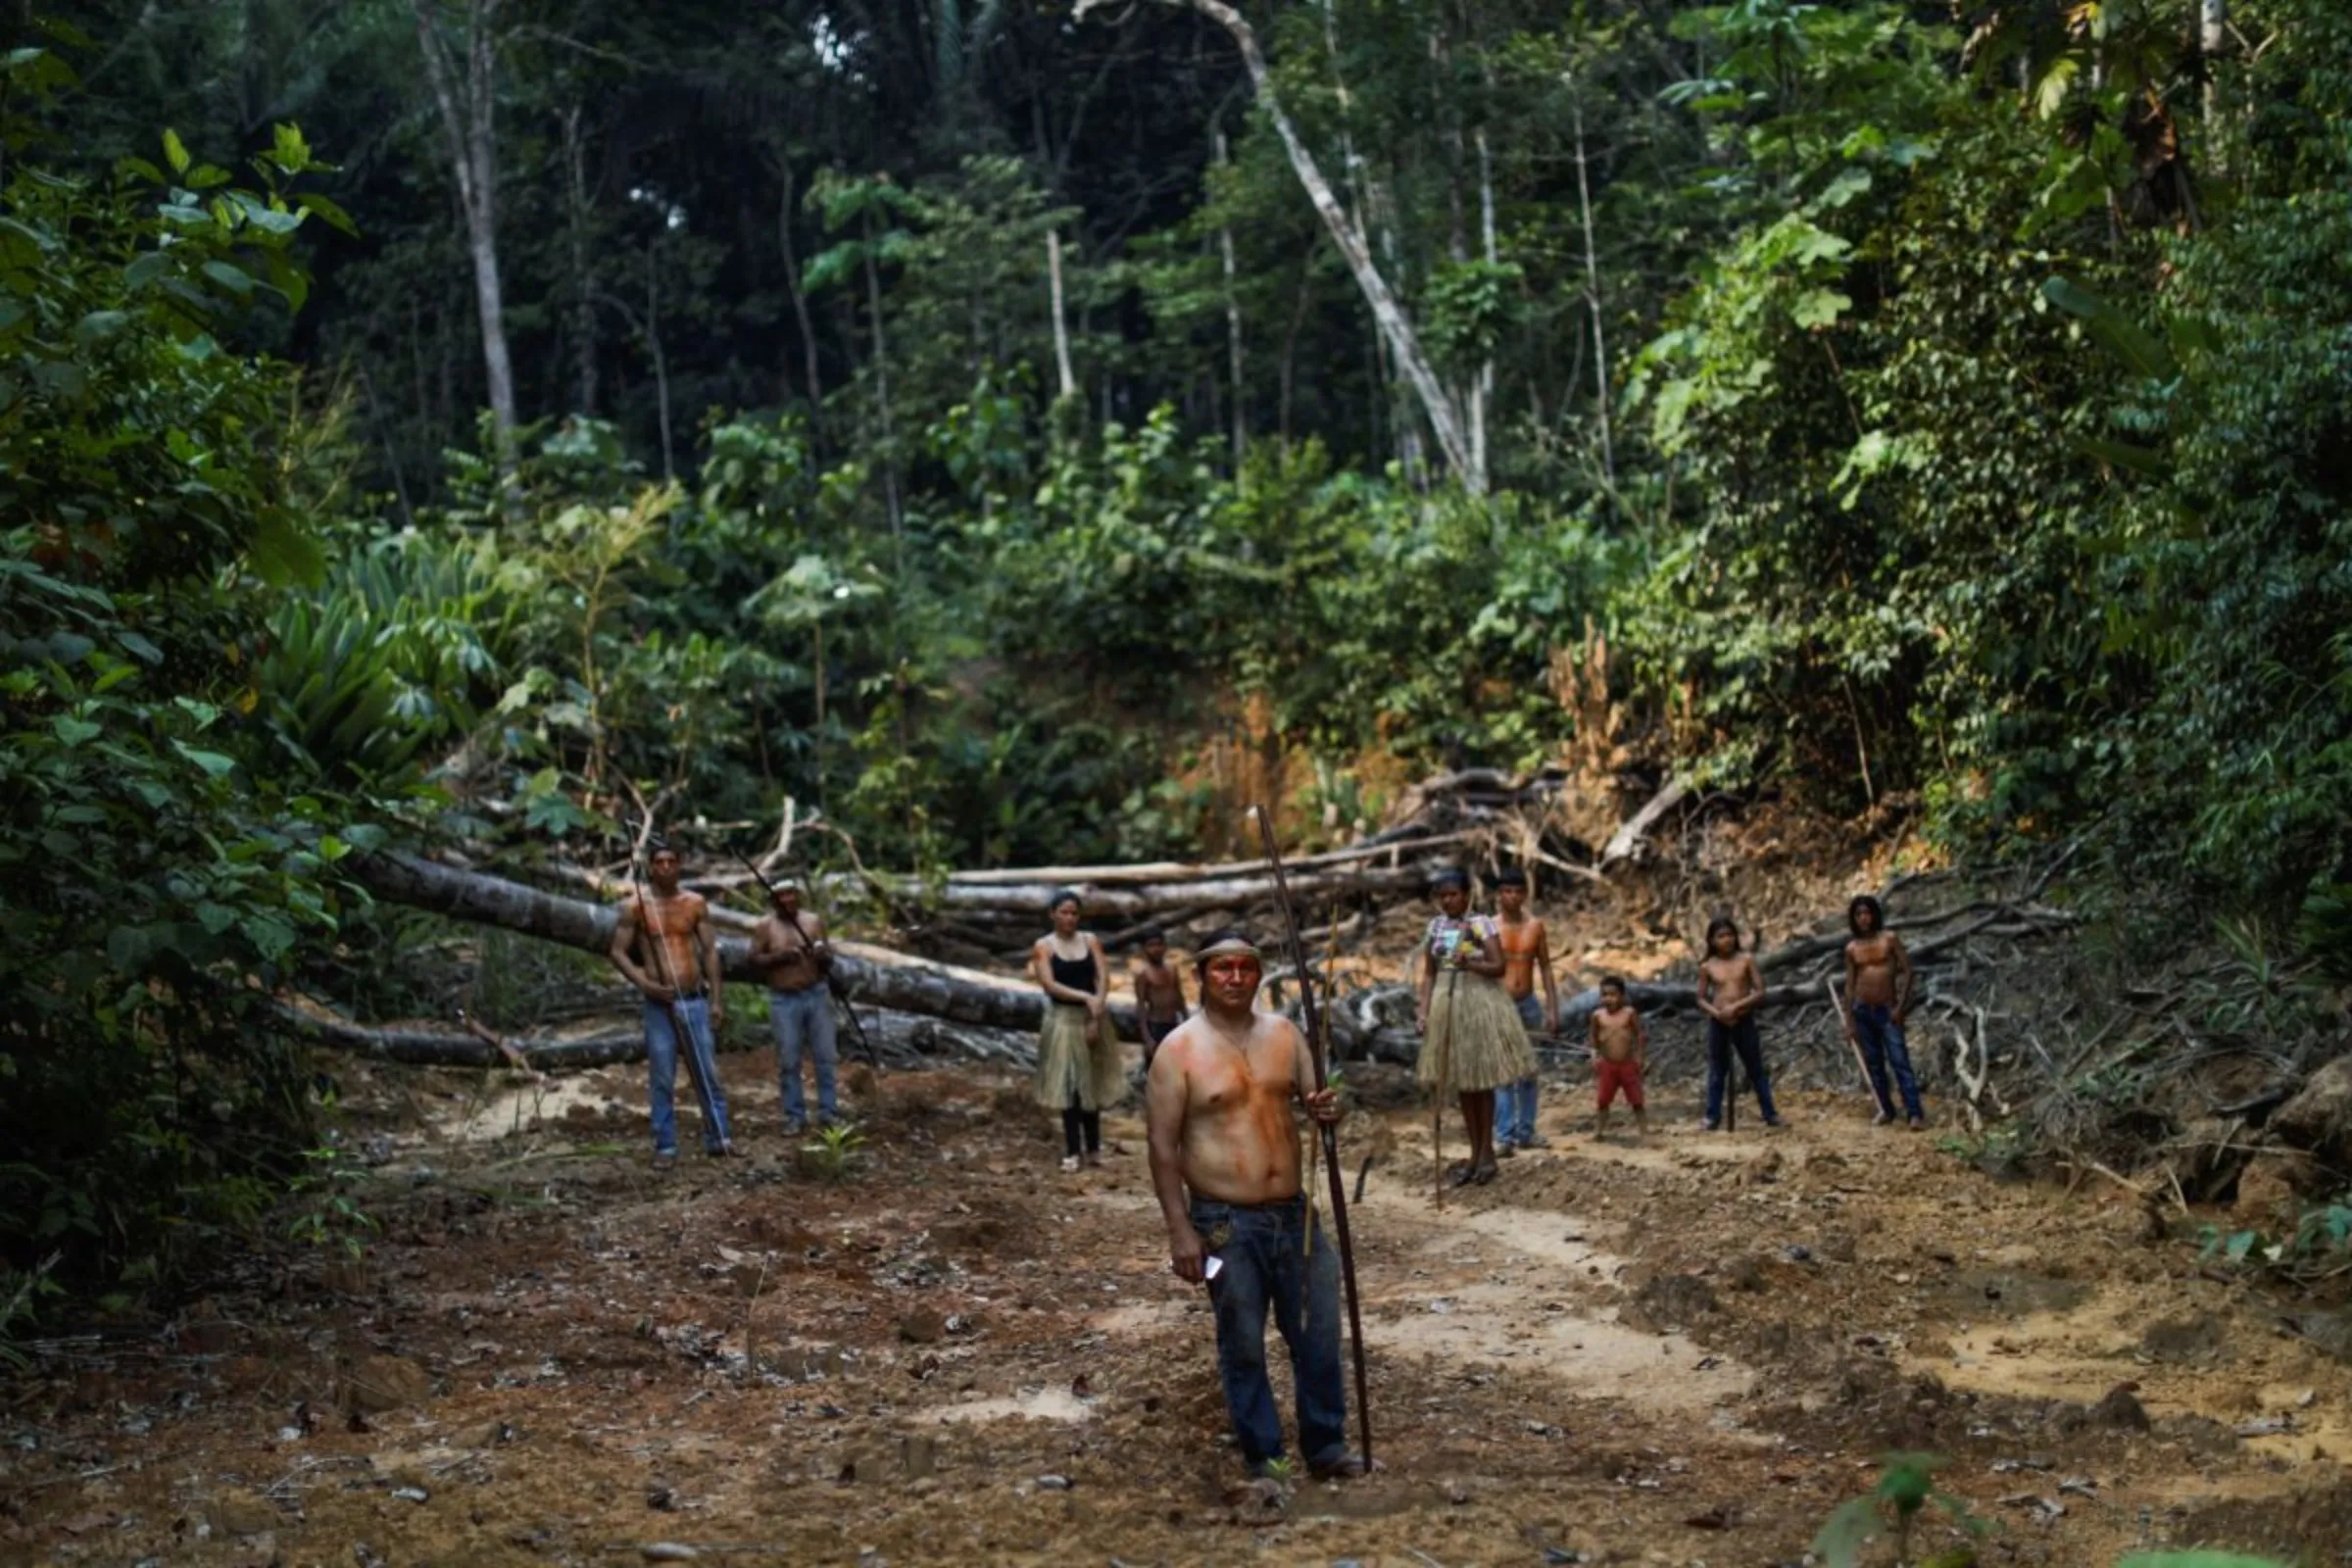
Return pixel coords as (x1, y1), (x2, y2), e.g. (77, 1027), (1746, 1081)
(8, 1028), (2352, 1568)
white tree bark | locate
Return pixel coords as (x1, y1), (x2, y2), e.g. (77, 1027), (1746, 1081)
(1566, 69), (1615, 483)
(413, 0), (517, 457)
(1047, 227), (1078, 400)
(1087, 0), (1481, 491)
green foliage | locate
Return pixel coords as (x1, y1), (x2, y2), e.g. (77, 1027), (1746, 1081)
(284, 1141), (376, 1258)
(800, 1120), (866, 1184)
(0, 81), (361, 1305)
(1813, 1451), (1985, 1567)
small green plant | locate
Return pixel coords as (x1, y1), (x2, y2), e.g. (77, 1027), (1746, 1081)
(285, 1145), (377, 1258)
(2199, 1191), (2352, 1283)
(1255, 1456), (1295, 1482)
(0, 1253), (63, 1373)
(801, 1121), (867, 1183)
(2117, 1555), (2292, 1567)
(1813, 1451), (1986, 1567)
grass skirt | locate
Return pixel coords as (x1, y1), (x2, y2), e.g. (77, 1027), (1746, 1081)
(1034, 1004), (1126, 1111)
(1417, 971), (1537, 1094)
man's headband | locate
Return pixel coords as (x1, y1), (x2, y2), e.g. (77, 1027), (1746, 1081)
(1197, 937), (1262, 963)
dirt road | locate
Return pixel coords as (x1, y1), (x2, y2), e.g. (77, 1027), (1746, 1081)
(7, 1055), (2351, 1566)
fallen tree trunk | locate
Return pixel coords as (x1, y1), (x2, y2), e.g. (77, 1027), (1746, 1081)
(348, 852), (1120, 1037)
(278, 997), (1041, 1073)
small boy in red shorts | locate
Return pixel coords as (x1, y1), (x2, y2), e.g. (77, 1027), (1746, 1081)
(1589, 976), (1649, 1136)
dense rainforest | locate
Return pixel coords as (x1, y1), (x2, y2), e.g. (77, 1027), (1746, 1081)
(3, 0), (2350, 1324)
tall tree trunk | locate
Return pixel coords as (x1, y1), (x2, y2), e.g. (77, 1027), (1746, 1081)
(1213, 128), (1248, 464)
(1474, 127), (1498, 485)
(861, 222), (906, 571)
(646, 238), (674, 480)
(1566, 69), (1615, 484)
(413, 0), (517, 461)
(1096, 0), (1479, 490)
(775, 156), (824, 413)
(561, 103), (598, 417)
(2200, 0), (2226, 138)
(1047, 227), (1078, 401)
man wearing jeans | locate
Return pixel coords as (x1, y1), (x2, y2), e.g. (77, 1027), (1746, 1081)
(1146, 932), (1361, 1481)
(1842, 894), (1925, 1129)
(752, 881), (839, 1134)
(1493, 869), (1557, 1153)
(610, 842), (735, 1167)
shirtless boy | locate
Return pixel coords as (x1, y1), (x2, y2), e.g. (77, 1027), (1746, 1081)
(1494, 869), (1558, 1154)
(1842, 895), (1924, 1128)
(1147, 932), (1361, 1481)
(609, 841), (734, 1166)
(1696, 916), (1781, 1130)
(1132, 930), (1188, 1070)
(751, 881), (840, 1135)
(1589, 977), (1648, 1137)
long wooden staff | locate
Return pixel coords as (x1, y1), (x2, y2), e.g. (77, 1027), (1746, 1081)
(1250, 806), (1375, 1468)
(729, 847), (883, 1073)
(1827, 973), (1894, 1119)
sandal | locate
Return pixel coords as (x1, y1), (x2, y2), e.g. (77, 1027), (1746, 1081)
(1471, 1162), (1498, 1186)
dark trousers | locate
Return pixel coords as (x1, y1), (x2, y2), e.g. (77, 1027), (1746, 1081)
(1704, 1016), (1779, 1125)
(1852, 1003), (1924, 1119)
(1061, 1098), (1102, 1156)
(1190, 1195), (1348, 1468)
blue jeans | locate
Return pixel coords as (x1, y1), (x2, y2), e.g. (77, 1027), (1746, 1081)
(1704, 1016), (1779, 1126)
(769, 987), (839, 1127)
(1191, 1195), (1348, 1469)
(1852, 1004), (1924, 1120)
(643, 996), (732, 1154)
(1499, 994), (1544, 1145)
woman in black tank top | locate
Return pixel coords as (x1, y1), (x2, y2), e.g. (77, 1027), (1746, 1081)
(1028, 889), (1125, 1170)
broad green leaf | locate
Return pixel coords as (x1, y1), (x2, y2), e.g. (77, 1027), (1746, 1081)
(122, 251), (172, 291)
(73, 309), (130, 345)
(172, 742), (236, 778)
(201, 260), (257, 299)
(162, 126), (190, 175)
(246, 511), (324, 587)
(2042, 276), (2179, 381)
(1791, 288), (1852, 328)
(51, 715), (102, 746)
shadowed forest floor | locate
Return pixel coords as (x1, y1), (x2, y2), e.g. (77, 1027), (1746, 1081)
(9, 1041), (2352, 1567)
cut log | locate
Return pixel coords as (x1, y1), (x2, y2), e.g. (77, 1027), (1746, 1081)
(278, 998), (1041, 1073)
(1601, 776), (1689, 864)
(348, 852), (1128, 1037)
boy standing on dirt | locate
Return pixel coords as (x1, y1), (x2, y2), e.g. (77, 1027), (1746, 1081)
(1589, 976), (1648, 1137)
(1494, 869), (1559, 1154)
(1132, 930), (1188, 1072)
(1147, 932), (1361, 1481)
(1842, 895), (1925, 1129)
(1696, 917), (1780, 1130)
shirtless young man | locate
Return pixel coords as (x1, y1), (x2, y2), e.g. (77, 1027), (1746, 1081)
(1696, 917), (1781, 1130)
(1842, 895), (1924, 1129)
(609, 842), (734, 1166)
(1588, 977), (1649, 1137)
(1131, 930), (1188, 1071)
(751, 881), (840, 1135)
(1494, 869), (1559, 1154)
(1147, 933), (1361, 1481)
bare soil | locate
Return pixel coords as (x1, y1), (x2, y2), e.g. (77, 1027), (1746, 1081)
(9, 1029), (2352, 1568)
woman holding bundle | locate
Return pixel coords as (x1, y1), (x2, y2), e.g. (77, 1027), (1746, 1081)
(1415, 870), (1535, 1186)
(1029, 889), (1126, 1171)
